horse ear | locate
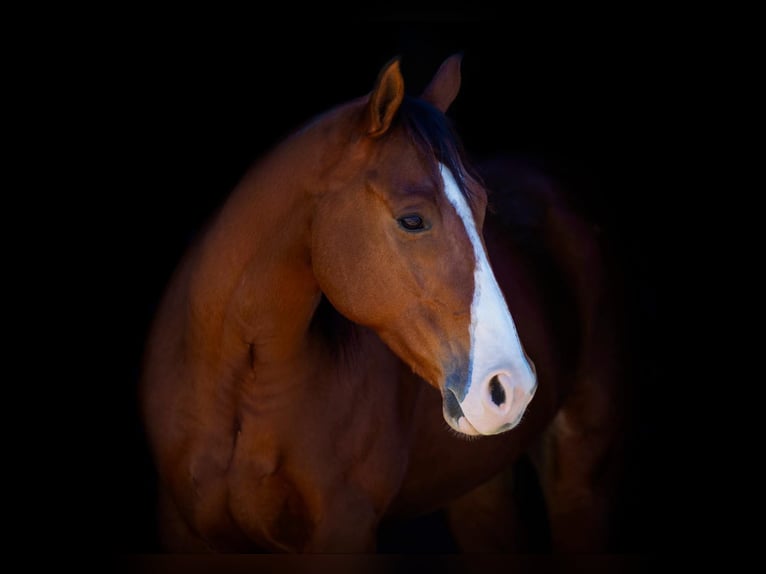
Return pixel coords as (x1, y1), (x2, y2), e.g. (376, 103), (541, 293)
(420, 53), (463, 112)
(366, 57), (405, 138)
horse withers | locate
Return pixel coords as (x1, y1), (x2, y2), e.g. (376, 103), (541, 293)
(139, 54), (628, 552)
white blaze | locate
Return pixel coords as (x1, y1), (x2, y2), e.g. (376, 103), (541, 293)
(440, 163), (536, 434)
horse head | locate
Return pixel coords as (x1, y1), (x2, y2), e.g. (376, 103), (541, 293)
(311, 55), (537, 436)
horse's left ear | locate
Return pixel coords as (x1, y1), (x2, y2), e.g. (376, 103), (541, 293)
(367, 57), (405, 138)
(420, 53), (463, 113)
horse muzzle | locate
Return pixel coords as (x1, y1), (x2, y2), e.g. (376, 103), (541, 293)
(442, 365), (537, 436)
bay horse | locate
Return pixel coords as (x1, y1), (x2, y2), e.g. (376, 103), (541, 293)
(139, 54), (628, 553)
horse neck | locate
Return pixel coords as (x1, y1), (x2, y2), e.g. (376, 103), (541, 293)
(185, 123), (341, 367)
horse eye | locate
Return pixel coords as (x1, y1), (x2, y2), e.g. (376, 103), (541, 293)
(398, 214), (427, 232)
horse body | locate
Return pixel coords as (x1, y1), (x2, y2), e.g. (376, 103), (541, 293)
(140, 55), (626, 553)
(140, 103), (417, 552)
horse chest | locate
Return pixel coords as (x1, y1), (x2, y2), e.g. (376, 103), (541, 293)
(387, 379), (555, 518)
(219, 359), (417, 551)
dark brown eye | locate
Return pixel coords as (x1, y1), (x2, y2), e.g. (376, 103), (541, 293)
(398, 214), (428, 232)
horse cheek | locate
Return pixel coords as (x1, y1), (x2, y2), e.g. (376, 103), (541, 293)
(312, 221), (385, 326)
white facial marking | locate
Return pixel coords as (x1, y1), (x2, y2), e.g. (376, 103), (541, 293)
(440, 163), (536, 434)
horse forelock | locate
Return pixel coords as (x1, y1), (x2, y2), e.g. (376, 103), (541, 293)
(396, 96), (484, 212)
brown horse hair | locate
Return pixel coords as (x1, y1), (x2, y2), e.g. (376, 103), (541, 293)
(309, 93), (485, 364)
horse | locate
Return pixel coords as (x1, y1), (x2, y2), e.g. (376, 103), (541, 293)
(139, 54), (629, 553)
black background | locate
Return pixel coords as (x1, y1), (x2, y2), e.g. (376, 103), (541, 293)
(88, 17), (663, 556)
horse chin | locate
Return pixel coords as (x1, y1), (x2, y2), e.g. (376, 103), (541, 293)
(442, 403), (525, 438)
(441, 406), (481, 437)
(455, 416), (482, 437)
(446, 413), (521, 438)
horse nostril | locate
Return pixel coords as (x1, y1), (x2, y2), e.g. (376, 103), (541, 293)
(489, 375), (506, 406)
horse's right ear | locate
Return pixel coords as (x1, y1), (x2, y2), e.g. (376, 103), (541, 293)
(366, 57), (405, 138)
